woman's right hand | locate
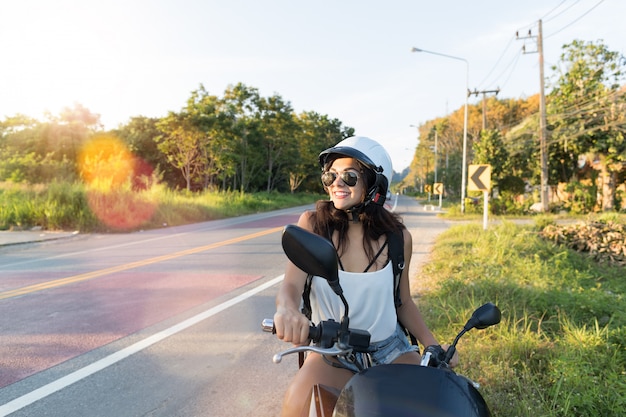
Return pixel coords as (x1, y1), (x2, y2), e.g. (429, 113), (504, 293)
(273, 307), (311, 346)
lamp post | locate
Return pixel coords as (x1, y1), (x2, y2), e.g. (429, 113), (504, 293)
(409, 125), (430, 196)
(411, 47), (469, 213)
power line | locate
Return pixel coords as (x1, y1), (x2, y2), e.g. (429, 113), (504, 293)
(542, 0), (581, 23)
(480, 1), (605, 96)
(546, 0), (605, 39)
(494, 50), (523, 92)
(476, 36), (515, 89)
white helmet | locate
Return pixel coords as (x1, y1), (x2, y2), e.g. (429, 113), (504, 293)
(319, 136), (393, 206)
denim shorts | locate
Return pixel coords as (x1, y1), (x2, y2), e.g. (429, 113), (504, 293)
(334, 323), (419, 373)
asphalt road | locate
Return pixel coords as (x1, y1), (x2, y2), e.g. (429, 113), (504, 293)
(0, 195), (451, 417)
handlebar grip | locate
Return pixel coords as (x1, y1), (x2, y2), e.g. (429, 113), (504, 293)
(424, 344), (446, 367)
(261, 318), (275, 333)
(261, 319), (319, 342)
(308, 325), (320, 342)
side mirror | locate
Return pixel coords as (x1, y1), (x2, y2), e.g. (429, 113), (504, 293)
(444, 302), (501, 365)
(281, 225), (342, 295)
(464, 302), (501, 331)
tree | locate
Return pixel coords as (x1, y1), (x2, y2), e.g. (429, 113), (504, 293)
(47, 103), (102, 164)
(256, 94), (298, 192)
(183, 86), (230, 190)
(473, 129), (509, 189)
(155, 111), (208, 191)
(220, 83), (265, 192)
(288, 111), (353, 193)
(0, 106), (102, 184)
(114, 116), (173, 188)
(548, 40), (626, 210)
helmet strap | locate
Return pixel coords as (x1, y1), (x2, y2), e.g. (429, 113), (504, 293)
(346, 200), (368, 223)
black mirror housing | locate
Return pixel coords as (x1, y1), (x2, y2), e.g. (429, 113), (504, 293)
(281, 225), (342, 295)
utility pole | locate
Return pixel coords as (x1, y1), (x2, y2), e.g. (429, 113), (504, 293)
(468, 88), (500, 130)
(517, 20), (549, 212)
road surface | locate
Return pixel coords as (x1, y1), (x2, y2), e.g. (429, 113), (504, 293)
(0, 195), (451, 416)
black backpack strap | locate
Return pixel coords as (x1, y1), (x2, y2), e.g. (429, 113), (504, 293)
(301, 274), (313, 320)
(386, 229), (405, 308)
(298, 274), (313, 368)
(387, 229), (418, 347)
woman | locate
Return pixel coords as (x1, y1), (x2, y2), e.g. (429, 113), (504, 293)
(273, 136), (457, 416)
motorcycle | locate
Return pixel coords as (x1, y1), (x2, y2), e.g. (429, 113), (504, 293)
(263, 224), (501, 417)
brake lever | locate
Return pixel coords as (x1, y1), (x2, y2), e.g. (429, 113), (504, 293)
(272, 344), (349, 364)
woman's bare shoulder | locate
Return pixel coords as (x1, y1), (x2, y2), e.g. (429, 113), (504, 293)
(296, 210), (315, 231)
(401, 226), (413, 247)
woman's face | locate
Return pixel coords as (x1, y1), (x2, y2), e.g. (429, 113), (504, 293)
(324, 157), (366, 210)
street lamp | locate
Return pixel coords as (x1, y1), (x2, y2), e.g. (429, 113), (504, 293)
(409, 124), (424, 195)
(411, 47), (469, 213)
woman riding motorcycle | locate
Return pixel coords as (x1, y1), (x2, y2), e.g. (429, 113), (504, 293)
(273, 136), (458, 416)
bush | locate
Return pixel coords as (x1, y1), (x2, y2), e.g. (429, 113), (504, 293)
(563, 181), (596, 214)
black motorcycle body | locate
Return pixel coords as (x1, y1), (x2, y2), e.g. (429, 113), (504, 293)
(267, 225), (501, 417)
(333, 364), (490, 417)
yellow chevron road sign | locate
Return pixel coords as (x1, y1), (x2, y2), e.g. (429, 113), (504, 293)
(468, 164), (491, 191)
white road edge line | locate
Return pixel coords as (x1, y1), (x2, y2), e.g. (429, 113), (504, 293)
(0, 275), (284, 416)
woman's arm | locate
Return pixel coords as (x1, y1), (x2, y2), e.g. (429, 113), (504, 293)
(396, 228), (459, 367)
(274, 211), (315, 346)
(395, 229), (439, 347)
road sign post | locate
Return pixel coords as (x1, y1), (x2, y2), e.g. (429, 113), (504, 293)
(468, 165), (491, 230)
(433, 182), (443, 208)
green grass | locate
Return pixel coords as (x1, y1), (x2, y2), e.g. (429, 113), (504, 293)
(416, 221), (625, 416)
(0, 181), (324, 232)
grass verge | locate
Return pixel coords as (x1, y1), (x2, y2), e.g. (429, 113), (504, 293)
(416, 221), (625, 417)
(0, 182), (324, 232)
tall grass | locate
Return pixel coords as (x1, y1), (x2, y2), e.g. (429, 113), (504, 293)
(417, 221), (625, 416)
(0, 181), (323, 232)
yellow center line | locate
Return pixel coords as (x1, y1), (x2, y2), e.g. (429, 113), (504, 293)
(0, 226), (284, 300)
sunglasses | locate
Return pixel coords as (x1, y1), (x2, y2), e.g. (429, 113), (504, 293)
(321, 171), (360, 187)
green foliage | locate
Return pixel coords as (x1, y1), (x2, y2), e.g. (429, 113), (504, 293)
(0, 182), (323, 232)
(533, 214), (557, 231)
(1, 84), (352, 195)
(473, 129), (509, 180)
(417, 222), (625, 416)
(563, 181), (597, 214)
(3, 40), (625, 210)
(0, 182), (99, 231)
(43, 182), (99, 230)
(489, 193), (526, 215)
(548, 39), (626, 211)
(498, 175), (526, 195)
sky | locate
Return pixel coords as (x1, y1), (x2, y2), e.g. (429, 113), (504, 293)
(1, 0), (625, 172)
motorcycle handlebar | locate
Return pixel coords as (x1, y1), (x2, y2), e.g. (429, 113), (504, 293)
(261, 318), (321, 342)
(262, 318), (371, 357)
(422, 344), (447, 368)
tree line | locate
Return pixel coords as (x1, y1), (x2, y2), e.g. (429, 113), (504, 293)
(0, 83), (353, 194)
(2, 39), (625, 213)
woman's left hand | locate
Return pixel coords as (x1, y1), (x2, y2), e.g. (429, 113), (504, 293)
(441, 344), (459, 368)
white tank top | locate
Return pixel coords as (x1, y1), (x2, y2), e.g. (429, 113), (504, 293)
(309, 262), (397, 343)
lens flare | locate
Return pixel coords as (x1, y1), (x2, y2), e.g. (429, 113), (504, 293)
(78, 135), (157, 230)
(78, 135), (134, 189)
